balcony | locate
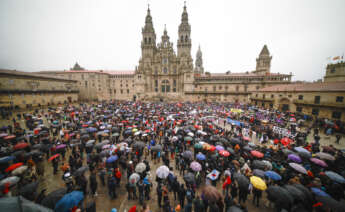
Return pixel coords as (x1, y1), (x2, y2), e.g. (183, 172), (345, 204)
(250, 97), (274, 102)
(293, 99), (345, 109)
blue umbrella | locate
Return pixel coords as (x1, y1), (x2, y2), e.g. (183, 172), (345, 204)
(0, 156), (15, 164)
(86, 127), (97, 133)
(55, 191), (84, 212)
(325, 171), (345, 184)
(106, 155), (118, 163)
(196, 153), (206, 161)
(311, 187), (330, 197)
(265, 171), (282, 181)
(103, 129), (110, 133)
(294, 147), (310, 155)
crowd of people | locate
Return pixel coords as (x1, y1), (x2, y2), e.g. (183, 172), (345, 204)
(0, 101), (344, 212)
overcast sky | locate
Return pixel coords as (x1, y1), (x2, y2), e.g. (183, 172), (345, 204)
(0, 0), (344, 81)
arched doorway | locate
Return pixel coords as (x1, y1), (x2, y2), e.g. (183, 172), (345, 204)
(279, 98), (290, 112)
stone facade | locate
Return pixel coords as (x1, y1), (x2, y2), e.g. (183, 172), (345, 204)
(0, 70), (79, 108)
(251, 81), (345, 122)
(324, 62), (345, 82)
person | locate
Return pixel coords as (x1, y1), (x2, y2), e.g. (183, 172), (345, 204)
(230, 182), (238, 200)
(193, 195), (205, 212)
(52, 157), (59, 175)
(184, 199), (193, 212)
(156, 183), (163, 208)
(178, 184), (186, 208)
(137, 179), (145, 205)
(252, 187), (262, 207)
(108, 174), (117, 199)
(336, 134), (341, 144)
(89, 170), (98, 197)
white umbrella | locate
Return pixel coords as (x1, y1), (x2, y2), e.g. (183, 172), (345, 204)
(187, 132), (194, 137)
(129, 173), (140, 184)
(156, 165), (170, 179)
(135, 162), (147, 173)
(12, 166), (28, 175)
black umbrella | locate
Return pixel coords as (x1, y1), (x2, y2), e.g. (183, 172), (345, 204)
(284, 185), (306, 203)
(315, 195), (345, 211)
(266, 186), (293, 210)
(73, 166), (89, 177)
(227, 206), (244, 212)
(12, 150), (25, 158)
(243, 145), (252, 152)
(151, 145), (162, 152)
(253, 169), (265, 178)
(32, 144), (43, 150)
(19, 182), (39, 200)
(252, 160), (266, 170)
(230, 138), (241, 145)
(0, 196), (53, 212)
(233, 173), (249, 190)
(133, 141), (145, 149)
(183, 172), (195, 184)
(182, 151), (193, 159)
(41, 188), (67, 209)
(292, 184), (313, 210)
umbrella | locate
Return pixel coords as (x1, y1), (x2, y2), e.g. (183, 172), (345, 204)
(48, 154), (60, 161)
(13, 142), (29, 150)
(184, 136), (193, 141)
(129, 173), (140, 184)
(182, 151), (193, 159)
(288, 154), (302, 163)
(311, 187), (330, 197)
(32, 143), (44, 149)
(12, 165), (28, 175)
(250, 176), (267, 190)
(5, 162), (23, 172)
(253, 169), (265, 178)
(266, 186), (293, 209)
(325, 171), (345, 184)
(252, 160), (266, 170)
(201, 185), (222, 202)
(42, 188), (67, 209)
(86, 140), (95, 145)
(196, 153), (206, 161)
(73, 166), (89, 177)
(112, 132), (120, 137)
(294, 147), (310, 155)
(207, 170), (220, 181)
(56, 144), (66, 150)
(310, 158), (328, 167)
(284, 185), (306, 203)
(215, 145), (224, 151)
(133, 141), (145, 149)
(315, 195), (345, 211)
(156, 165), (169, 179)
(106, 155), (118, 163)
(243, 145), (252, 152)
(0, 176), (20, 186)
(19, 181), (39, 197)
(243, 136), (251, 141)
(265, 171), (282, 181)
(135, 162), (146, 173)
(289, 162), (308, 175)
(228, 206), (244, 212)
(281, 137), (293, 146)
(251, 150), (264, 158)
(55, 191), (84, 212)
(282, 148), (294, 155)
(0, 156), (15, 164)
(151, 145), (162, 152)
(219, 150), (230, 157)
(234, 173), (249, 189)
(190, 161), (202, 172)
(194, 143), (203, 149)
(315, 152), (335, 161)
(227, 147), (235, 154)
(0, 196), (53, 212)
(183, 172), (196, 183)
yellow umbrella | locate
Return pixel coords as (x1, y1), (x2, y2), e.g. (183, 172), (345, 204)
(250, 176), (267, 190)
(132, 128), (138, 132)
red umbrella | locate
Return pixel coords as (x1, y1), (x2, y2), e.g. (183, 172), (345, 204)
(219, 150), (230, 157)
(4, 135), (16, 140)
(13, 142), (29, 150)
(128, 205), (136, 212)
(281, 137), (293, 146)
(251, 150), (264, 158)
(82, 124), (88, 128)
(121, 120), (129, 123)
(48, 154), (60, 161)
(209, 145), (216, 152)
(5, 162), (23, 172)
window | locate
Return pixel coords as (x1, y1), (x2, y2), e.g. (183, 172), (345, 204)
(81, 74), (84, 80)
(330, 68), (336, 73)
(244, 85), (248, 92)
(163, 58), (168, 64)
(185, 35), (188, 42)
(138, 75), (141, 79)
(288, 95), (292, 98)
(173, 69), (177, 74)
(314, 96), (320, 104)
(163, 67), (168, 74)
(114, 89), (116, 94)
(186, 74), (190, 79)
(336, 96), (343, 102)
(144, 37), (147, 44)
(161, 80), (170, 92)
(9, 79), (14, 84)
(256, 94), (258, 97)
(173, 79), (176, 87)
(296, 106), (303, 112)
(256, 86), (260, 90)
(225, 86), (228, 90)
(271, 94), (274, 98)
(298, 95), (303, 100)
(332, 111), (341, 119)
(269, 103), (273, 108)
(213, 86), (216, 92)
(236, 86), (239, 92)
(120, 89), (123, 94)
(219, 86), (222, 90)
(85, 81), (88, 87)
(127, 89), (129, 94)
(148, 37), (151, 44)
(261, 103), (265, 107)
(312, 108), (319, 115)
(180, 36), (183, 42)
(263, 94), (266, 99)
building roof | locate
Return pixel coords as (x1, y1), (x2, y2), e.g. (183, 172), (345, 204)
(35, 70), (135, 75)
(256, 82), (345, 92)
(196, 72), (290, 78)
(259, 45), (270, 56)
(0, 69), (77, 82)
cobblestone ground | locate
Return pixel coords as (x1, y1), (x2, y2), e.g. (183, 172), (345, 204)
(1, 110), (345, 212)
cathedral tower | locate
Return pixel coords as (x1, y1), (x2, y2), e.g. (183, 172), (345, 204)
(194, 45), (204, 74)
(177, 2), (192, 58)
(141, 5), (156, 58)
(254, 45), (272, 75)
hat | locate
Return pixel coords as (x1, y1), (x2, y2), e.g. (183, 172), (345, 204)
(111, 208), (117, 212)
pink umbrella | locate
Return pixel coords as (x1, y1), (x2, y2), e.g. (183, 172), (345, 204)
(310, 158), (328, 168)
(289, 163), (308, 175)
(215, 145), (224, 151)
(190, 161), (202, 172)
(243, 136), (251, 141)
(56, 144), (66, 150)
(102, 144), (111, 149)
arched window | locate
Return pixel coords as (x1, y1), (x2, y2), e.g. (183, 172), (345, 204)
(185, 35), (188, 42)
(180, 36), (183, 42)
(163, 67), (168, 74)
(148, 37), (151, 44)
(161, 80), (170, 93)
(144, 37), (147, 44)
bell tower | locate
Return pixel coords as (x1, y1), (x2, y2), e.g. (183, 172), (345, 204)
(254, 45), (272, 75)
(177, 2), (191, 58)
(141, 5), (156, 59)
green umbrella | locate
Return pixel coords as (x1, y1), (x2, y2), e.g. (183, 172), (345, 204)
(184, 136), (193, 142)
(194, 143), (203, 149)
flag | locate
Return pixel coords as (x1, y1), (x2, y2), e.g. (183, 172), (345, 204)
(333, 56), (340, 60)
